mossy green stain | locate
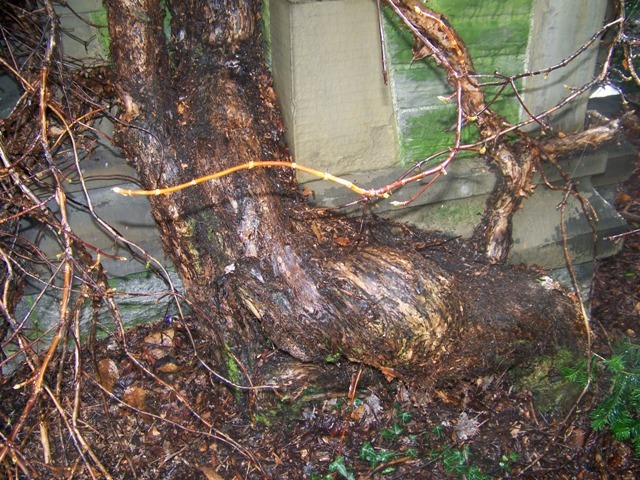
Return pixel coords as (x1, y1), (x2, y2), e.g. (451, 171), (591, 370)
(90, 8), (110, 59)
(400, 109), (480, 163)
(223, 342), (242, 386)
(511, 348), (584, 414)
(425, 200), (483, 229)
(324, 351), (342, 364)
(383, 0), (534, 165)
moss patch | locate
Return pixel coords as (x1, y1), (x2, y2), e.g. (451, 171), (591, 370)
(510, 348), (585, 415)
(90, 8), (110, 59)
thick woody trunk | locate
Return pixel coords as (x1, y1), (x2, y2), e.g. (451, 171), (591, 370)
(106, 0), (585, 393)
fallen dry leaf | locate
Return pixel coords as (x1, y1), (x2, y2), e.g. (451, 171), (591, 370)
(154, 355), (181, 373)
(334, 236), (351, 247)
(144, 347), (169, 362)
(567, 428), (586, 449)
(96, 358), (119, 394)
(454, 412), (481, 440)
(198, 465), (224, 480)
(123, 385), (148, 411)
(144, 328), (175, 347)
(379, 366), (398, 382)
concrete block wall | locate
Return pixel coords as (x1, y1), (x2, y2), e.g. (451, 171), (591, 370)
(268, 0), (633, 270)
(383, 0), (534, 162)
(1, 0), (634, 365)
(54, 0), (108, 61)
(4, 0), (177, 350)
(46, 0), (631, 274)
(510, 144), (635, 268)
(46, 0), (167, 279)
(522, 0), (610, 132)
(3, 2), (634, 279)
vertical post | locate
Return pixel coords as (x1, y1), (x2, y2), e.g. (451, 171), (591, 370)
(522, 0), (609, 131)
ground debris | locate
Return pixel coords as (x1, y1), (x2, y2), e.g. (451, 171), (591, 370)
(1, 167), (639, 479)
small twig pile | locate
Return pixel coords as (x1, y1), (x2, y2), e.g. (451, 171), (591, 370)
(0, 1), (189, 476)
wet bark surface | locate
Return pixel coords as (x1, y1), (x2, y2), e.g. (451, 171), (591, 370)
(104, 0), (585, 391)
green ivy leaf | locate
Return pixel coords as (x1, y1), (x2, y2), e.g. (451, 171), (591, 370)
(381, 423), (404, 439)
(359, 441), (396, 468)
(398, 409), (413, 424)
(328, 456), (355, 480)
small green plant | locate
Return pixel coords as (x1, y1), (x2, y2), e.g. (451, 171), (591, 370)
(360, 441), (396, 471)
(499, 451), (519, 472)
(312, 404), (419, 478)
(590, 341), (640, 456)
(431, 446), (490, 480)
(380, 422), (404, 440)
(324, 351), (342, 363)
(431, 424), (444, 438)
(397, 406), (413, 424)
(562, 340), (640, 457)
(223, 343), (242, 385)
(327, 456), (354, 480)
(309, 456), (357, 480)
(560, 357), (594, 388)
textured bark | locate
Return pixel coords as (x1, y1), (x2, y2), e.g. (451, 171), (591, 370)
(105, 0), (585, 393)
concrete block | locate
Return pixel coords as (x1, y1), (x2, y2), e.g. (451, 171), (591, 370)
(535, 149), (609, 185)
(21, 164), (171, 279)
(592, 142), (638, 188)
(510, 176), (627, 268)
(303, 155), (495, 236)
(0, 75), (20, 118)
(306, 156), (493, 205)
(9, 266), (184, 374)
(54, 0), (108, 61)
(522, 0), (609, 132)
(518, 144), (634, 270)
(384, 195), (488, 238)
(269, 0), (399, 177)
(19, 117), (173, 279)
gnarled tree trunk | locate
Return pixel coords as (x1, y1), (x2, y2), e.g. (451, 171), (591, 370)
(105, 0), (585, 393)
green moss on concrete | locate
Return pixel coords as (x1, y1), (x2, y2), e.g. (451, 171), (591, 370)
(90, 8), (110, 58)
(383, 0), (534, 165)
(401, 109), (481, 162)
(261, 0), (272, 65)
(382, 8), (421, 66)
(419, 196), (485, 235)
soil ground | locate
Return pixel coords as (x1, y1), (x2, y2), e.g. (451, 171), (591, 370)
(1, 156), (639, 480)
